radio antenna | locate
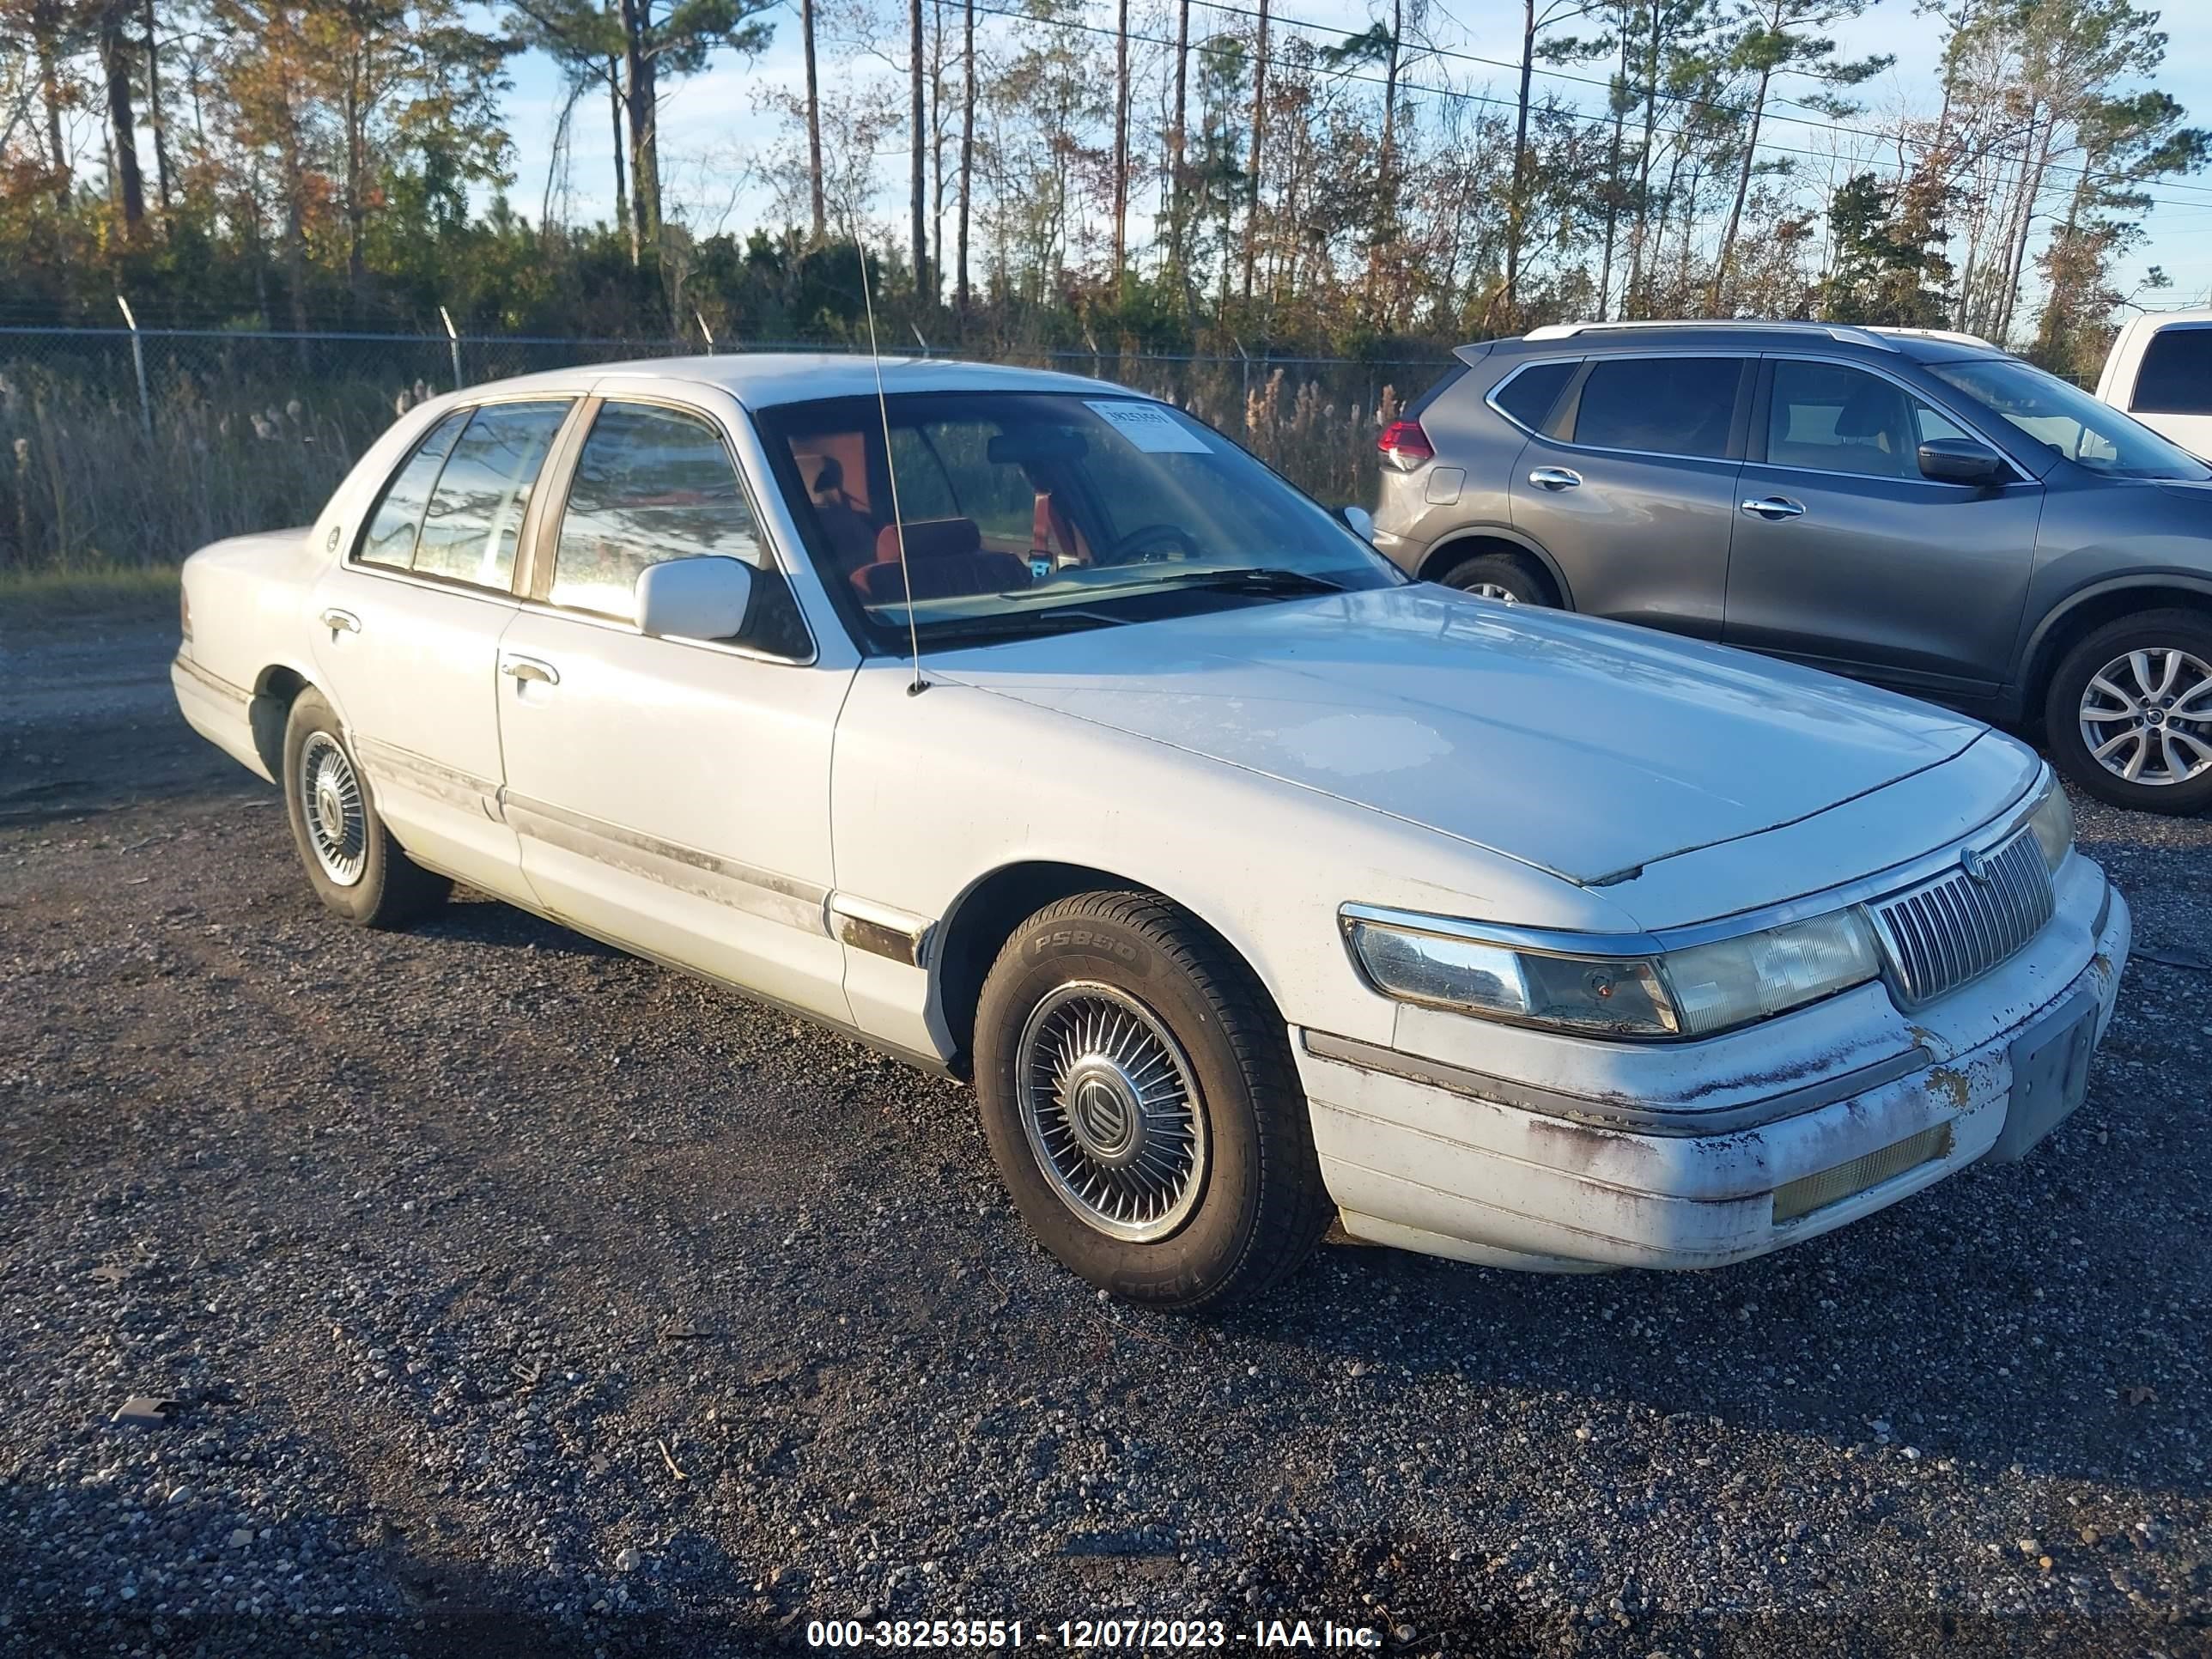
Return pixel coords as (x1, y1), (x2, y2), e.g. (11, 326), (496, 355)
(853, 226), (927, 696)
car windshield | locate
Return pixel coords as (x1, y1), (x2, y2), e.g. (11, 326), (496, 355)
(1929, 357), (2212, 482)
(757, 389), (1401, 647)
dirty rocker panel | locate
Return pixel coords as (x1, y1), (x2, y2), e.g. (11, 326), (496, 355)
(500, 790), (830, 936)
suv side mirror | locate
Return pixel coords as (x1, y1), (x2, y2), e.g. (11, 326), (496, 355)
(635, 556), (754, 641)
(1918, 437), (2010, 485)
(1340, 504), (1376, 543)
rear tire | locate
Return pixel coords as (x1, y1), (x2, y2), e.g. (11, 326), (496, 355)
(2043, 610), (2212, 817)
(973, 890), (1331, 1310)
(281, 690), (451, 927)
(1437, 550), (1553, 607)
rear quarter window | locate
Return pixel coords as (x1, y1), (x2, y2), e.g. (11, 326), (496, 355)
(1490, 361), (1577, 434)
(2131, 327), (2212, 416)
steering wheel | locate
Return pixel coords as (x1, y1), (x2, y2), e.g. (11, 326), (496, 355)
(1101, 522), (1201, 565)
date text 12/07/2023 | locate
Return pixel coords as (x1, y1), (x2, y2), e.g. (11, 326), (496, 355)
(805, 1618), (1394, 1649)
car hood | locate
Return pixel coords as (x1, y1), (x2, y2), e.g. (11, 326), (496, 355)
(932, 585), (1990, 887)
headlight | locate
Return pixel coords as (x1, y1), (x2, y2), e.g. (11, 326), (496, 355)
(1344, 908), (1883, 1041)
(2027, 773), (2074, 873)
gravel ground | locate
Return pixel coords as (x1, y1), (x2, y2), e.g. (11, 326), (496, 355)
(2, 619), (2209, 1659)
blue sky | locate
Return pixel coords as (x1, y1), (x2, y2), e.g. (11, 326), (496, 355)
(496, 0), (2212, 315)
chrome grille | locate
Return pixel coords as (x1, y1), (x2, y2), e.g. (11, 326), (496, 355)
(1869, 829), (2053, 1006)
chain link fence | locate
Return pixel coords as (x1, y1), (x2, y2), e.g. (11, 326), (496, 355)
(0, 325), (1451, 573)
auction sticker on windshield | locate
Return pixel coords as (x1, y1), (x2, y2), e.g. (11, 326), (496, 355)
(1085, 399), (1213, 453)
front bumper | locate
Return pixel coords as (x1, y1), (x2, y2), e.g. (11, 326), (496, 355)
(1297, 862), (2130, 1273)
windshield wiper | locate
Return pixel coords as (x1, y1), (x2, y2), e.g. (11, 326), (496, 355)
(1155, 566), (1347, 596)
(912, 608), (1129, 645)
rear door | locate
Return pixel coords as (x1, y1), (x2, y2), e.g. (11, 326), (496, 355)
(1723, 356), (2043, 700)
(307, 397), (574, 896)
(1509, 353), (1752, 640)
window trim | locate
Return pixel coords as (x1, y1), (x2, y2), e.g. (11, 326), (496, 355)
(2129, 321), (2212, 417)
(345, 393), (585, 601)
(1482, 356), (1583, 439)
(1747, 353), (2035, 489)
(1529, 350), (1759, 464)
(526, 391), (818, 667)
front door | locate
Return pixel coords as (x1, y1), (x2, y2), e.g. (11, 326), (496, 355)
(1509, 353), (1752, 640)
(307, 398), (574, 896)
(1723, 357), (2044, 700)
(493, 394), (854, 1024)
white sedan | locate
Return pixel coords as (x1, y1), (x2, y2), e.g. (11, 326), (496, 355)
(172, 355), (2131, 1308)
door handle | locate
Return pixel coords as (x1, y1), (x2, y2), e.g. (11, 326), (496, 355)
(1528, 466), (1583, 491)
(319, 607), (362, 633)
(1741, 495), (1807, 521)
(500, 655), (560, 686)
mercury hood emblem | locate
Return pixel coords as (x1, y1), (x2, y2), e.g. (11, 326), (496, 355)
(1962, 847), (1996, 884)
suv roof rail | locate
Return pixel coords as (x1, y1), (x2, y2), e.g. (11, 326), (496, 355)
(1865, 325), (2000, 349)
(1520, 319), (1899, 351)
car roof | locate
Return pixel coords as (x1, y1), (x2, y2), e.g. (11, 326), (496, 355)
(453, 352), (1134, 410)
(1462, 320), (2014, 367)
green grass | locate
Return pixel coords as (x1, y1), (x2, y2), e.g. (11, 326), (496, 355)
(0, 562), (182, 625)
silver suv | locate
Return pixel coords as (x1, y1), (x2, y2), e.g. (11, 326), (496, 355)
(1369, 320), (2212, 816)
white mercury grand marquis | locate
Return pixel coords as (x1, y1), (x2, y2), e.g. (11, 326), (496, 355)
(171, 354), (2132, 1308)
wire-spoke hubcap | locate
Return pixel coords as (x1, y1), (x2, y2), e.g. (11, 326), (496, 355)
(1468, 582), (1520, 605)
(298, 730), (368, 886)
(2079, 647), (2212, 787)
(1016, 982), (1209, 1243)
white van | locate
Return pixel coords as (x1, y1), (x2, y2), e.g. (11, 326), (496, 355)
(2095, 307), (2212, 460)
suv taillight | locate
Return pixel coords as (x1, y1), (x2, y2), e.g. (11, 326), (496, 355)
(1376, 420), (1434, 470)
(179, 584), (191, 642)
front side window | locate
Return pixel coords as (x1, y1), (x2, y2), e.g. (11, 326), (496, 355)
(356, 410), (469, 569)
(1930, 357), (2211, 481)
(1569, 356), (1741, 459)
(413, 401), (570, 587)
(758, 391), (1400, 650)
(551, 401), (806, 656)
(2131, 327), (2212, 416)
(1765, 361), (1959, 481)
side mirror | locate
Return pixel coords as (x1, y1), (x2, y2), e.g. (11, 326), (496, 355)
(1918, 437), (2009, 485)
(635, 556), (754, 641)
(1340, 504), (1376, 543)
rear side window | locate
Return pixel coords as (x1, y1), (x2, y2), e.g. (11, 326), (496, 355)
(413, 402), (571, 588)
(1571, 357), (1741, 459)
(356, 411), (469, 569)
(2131, 327), (2212, 416)
(1492, 361), (1576, 433)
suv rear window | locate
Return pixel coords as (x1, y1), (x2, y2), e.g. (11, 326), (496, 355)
(1492, 361), (1577, 433)
(1571, 357), (1741, 459)
(2132, 327), (2212, 415)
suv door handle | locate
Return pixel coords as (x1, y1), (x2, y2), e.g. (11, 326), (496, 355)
(1741, 495), (1807, 521)
(319, 607), (361, 633)
(1528, 466), (1583, 491)
(500, 654), (560, 686)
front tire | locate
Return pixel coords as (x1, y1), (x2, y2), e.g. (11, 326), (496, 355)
(2044, 611), (2212, 816)
(973, 891), (1331, 1310)
(281, 690), (451, 927)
